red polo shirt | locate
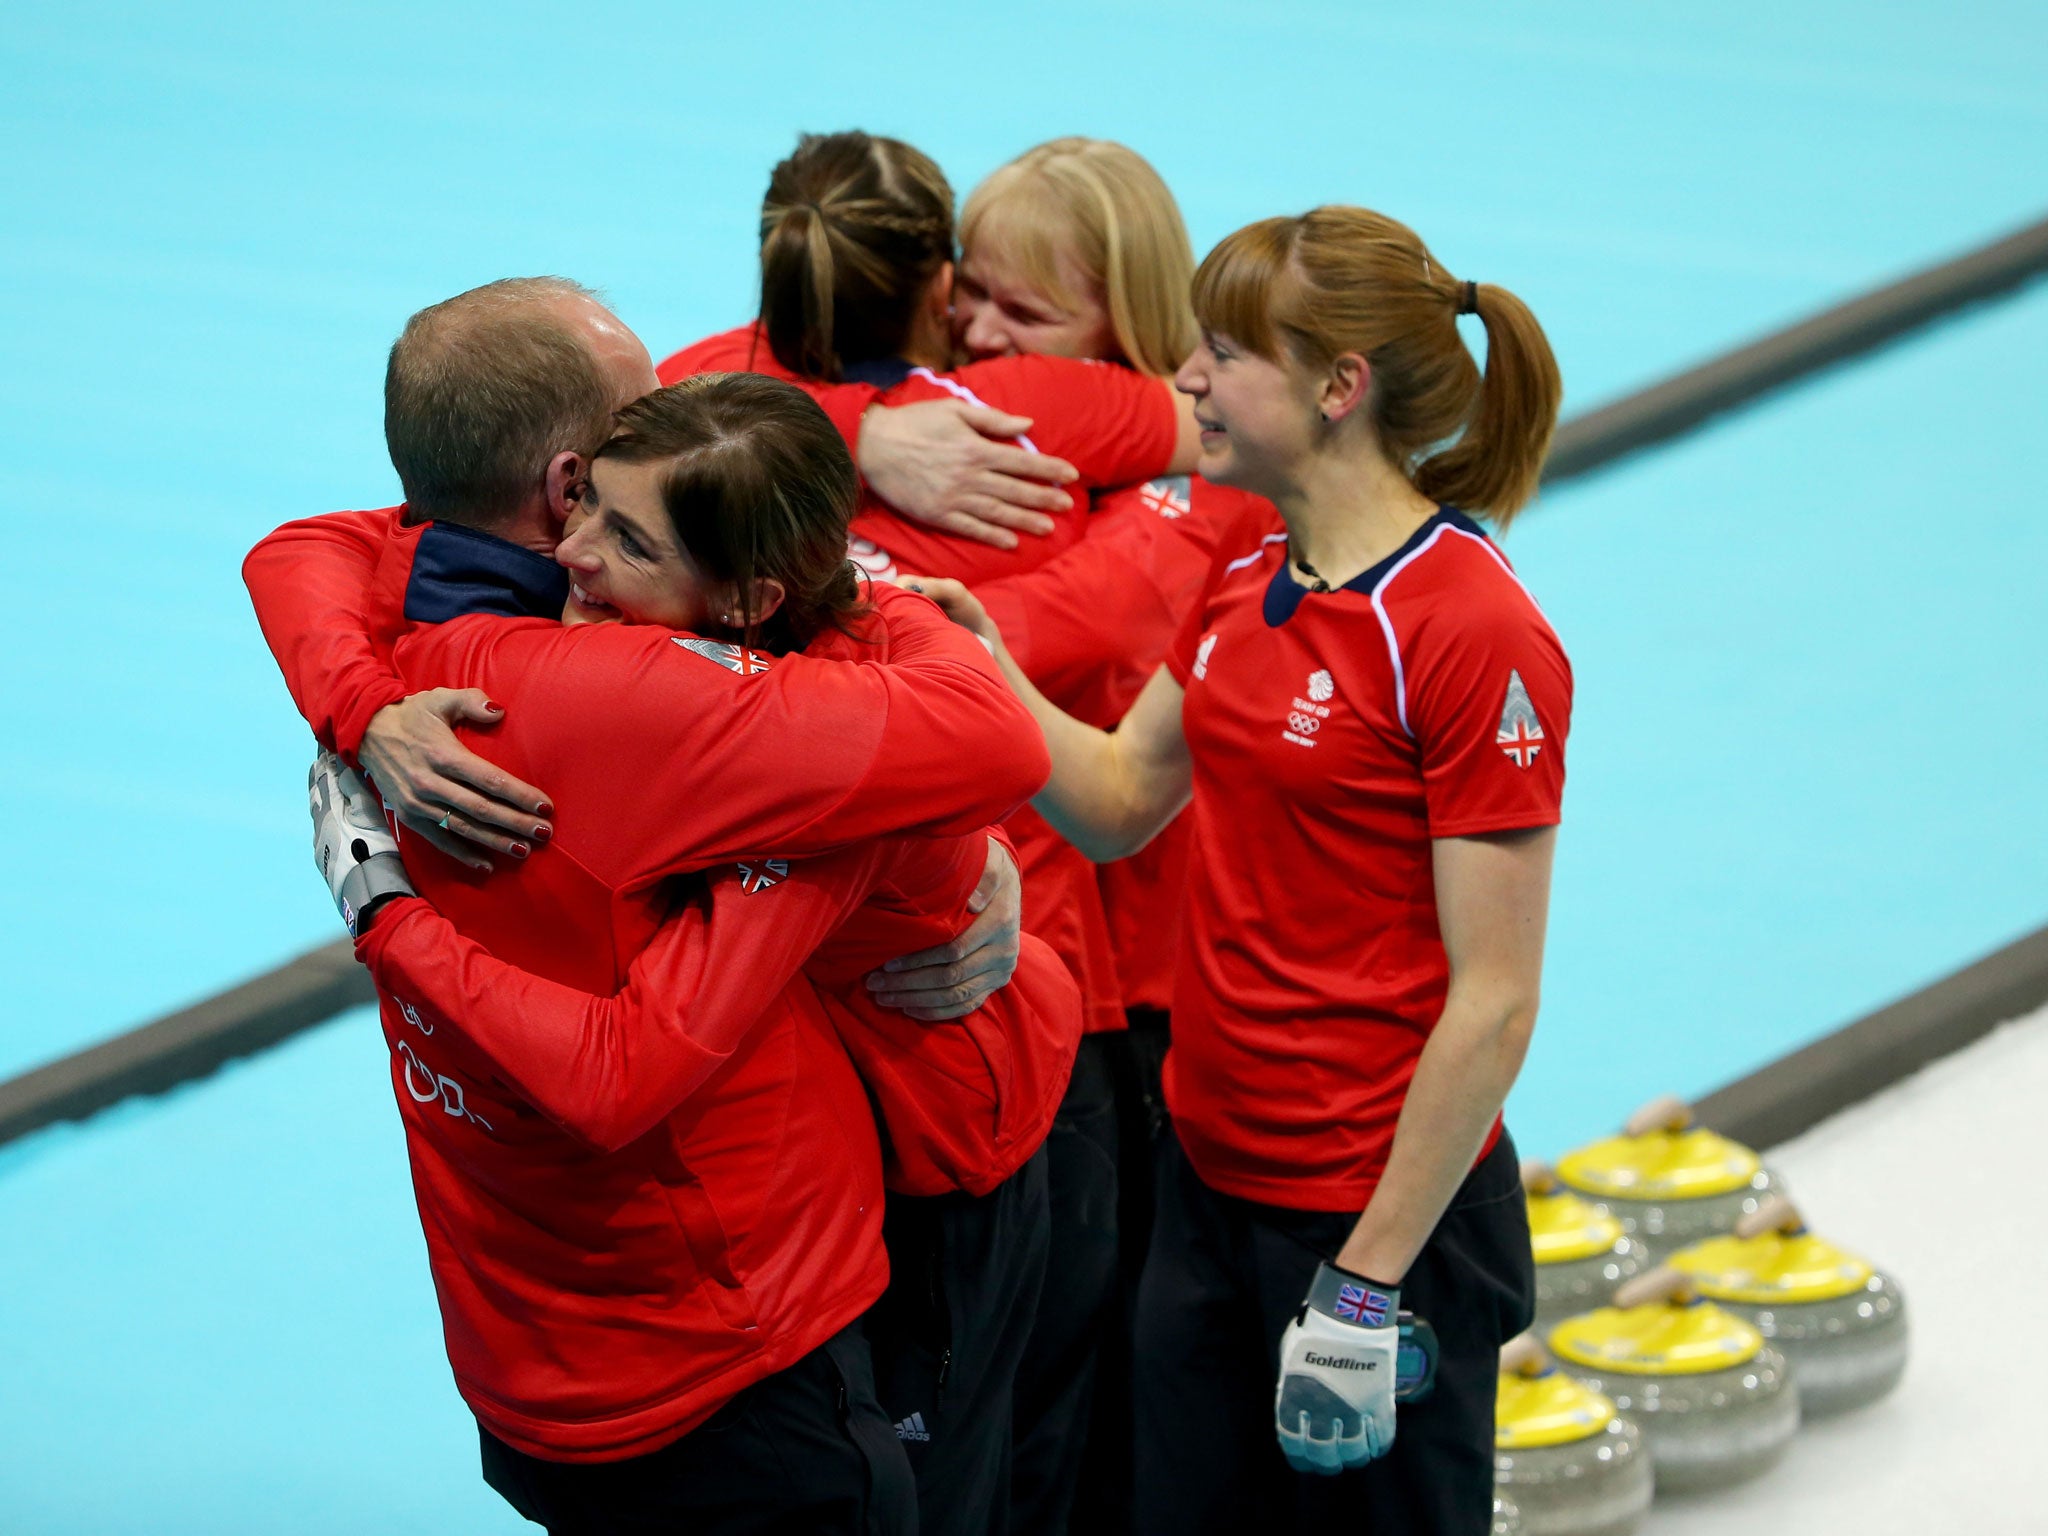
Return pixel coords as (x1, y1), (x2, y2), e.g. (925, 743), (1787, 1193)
(1162, 506), (1571, 1209)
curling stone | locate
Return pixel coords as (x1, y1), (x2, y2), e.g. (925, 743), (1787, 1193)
(1668, 1194), (1907, 1417)
(1495, 1334), (1652, 1536)
(1493, 1490), (1523, 1536)
(1525, 1160), (1650, 1326)
(1554, 1096), (1780, 1261)
(1547, 1266), (1799, 1494)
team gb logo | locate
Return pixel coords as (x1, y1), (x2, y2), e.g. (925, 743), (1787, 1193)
(1306, 669), (1335, 703)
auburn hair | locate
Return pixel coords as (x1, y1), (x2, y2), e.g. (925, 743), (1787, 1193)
(593, 373), (868, 653)
(1192, 207), (1562, 525)
(961, 138), (1198, 378)
(757, 131), (955, 381)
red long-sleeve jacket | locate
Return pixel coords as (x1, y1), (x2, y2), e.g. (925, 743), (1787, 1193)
(657, 329), (1199, 1032)
(244, 508), (1057, 1461)
(657, 324), (1181, 587)
(357, 822), (1079, 1197)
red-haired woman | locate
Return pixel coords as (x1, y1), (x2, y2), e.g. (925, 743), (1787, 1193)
(915, 207), (1567, 1536)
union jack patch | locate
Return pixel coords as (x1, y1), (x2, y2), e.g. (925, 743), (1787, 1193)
(1495, 668), (1544, 768)
(1334, 1283), (1391, 1327)
(1138, 475), (1193, 520)
(736, 859), (789, 894)
(673, 636), (772, 675)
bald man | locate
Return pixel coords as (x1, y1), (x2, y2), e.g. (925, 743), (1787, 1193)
(246, 278), (1061, 1534)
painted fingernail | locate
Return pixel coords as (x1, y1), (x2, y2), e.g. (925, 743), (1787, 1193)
(485, 700), (504, 714)
(510, 843), (531, 859)
(532, 824), (552, 843)
(537, 803), (555, 818)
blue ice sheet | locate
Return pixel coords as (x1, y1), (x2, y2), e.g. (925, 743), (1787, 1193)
(0, 1009), (524, 1534)
(1503, 279), (2048, 1154)
(4, 0), (2044, 1075)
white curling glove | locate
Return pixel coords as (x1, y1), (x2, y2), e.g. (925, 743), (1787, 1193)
(309, 748), (414, 938)
(1274, 1262), (1401, 1475)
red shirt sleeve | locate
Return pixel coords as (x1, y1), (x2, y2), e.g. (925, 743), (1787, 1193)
(656, 322), (877, 451)
(1401, 561), (1573, 838)
(242, 507), (409, 758)
(979, 481), (1271, 723)
(440, 583), (1052, 890)
(355, 845), (896, 1152)
(359, 824), (1078, 1193)
(890, 357), (1177, 491)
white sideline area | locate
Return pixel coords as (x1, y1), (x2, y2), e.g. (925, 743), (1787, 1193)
(1638, 1001), (2048, 1534)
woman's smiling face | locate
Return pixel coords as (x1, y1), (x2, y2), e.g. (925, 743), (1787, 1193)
(953, 238), (1117, 364)
(554, 456), (723, 631)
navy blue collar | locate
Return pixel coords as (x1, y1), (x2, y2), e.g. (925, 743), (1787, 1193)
(403, 520), (569, 624)
(841, 355), (918, 389)
(1262, 506), (1482, 626)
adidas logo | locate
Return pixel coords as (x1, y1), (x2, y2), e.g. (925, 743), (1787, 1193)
(893, 1412), (931, 1443)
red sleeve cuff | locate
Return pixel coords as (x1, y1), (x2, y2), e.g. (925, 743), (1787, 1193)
(331, 678), (411, 764)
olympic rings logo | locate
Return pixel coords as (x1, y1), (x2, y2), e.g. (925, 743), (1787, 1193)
(1287, 711), (1321, 735)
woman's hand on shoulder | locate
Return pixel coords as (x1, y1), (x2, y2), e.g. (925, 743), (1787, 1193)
(359, 688), (555, 871)
(893, 574), (998, 648)
(857, 399), (1078, 549)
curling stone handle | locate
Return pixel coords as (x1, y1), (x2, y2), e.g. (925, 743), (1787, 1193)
(1520, 1159), (1557, 1195)
(1624, 1095), (1694, 1137)
(1499, 1332), (1549, 1377)
(1612, 1264), (1695, 1309)
(1735, 1193), (1805, 1239)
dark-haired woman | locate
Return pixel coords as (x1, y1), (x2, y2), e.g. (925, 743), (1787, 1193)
(916, 207), (1568, 1536)
(659, 129), (1231, 1534)
(266, 371), (1081, 1536)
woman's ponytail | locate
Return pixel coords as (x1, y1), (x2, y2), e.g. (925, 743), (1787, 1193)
(760, 198), (840, 381)
(1411, 282), (1561, 527)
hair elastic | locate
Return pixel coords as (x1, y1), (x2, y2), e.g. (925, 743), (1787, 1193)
(1457, 281), (1480, 316)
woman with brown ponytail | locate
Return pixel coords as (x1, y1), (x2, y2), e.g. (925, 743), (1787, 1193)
(661, 135), (1212, 1536)
(658, 131), (1200, 588)
(914, 206), (1569, 1535)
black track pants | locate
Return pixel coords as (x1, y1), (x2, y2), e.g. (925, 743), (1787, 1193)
(479, 1323), (917, 1536)
(1133, 1129), (1535, 1536)
(869, 1147), (1052, 1536)
(1069, 1009), (1172, 1536)
(1009, 1033), (1121, 1535)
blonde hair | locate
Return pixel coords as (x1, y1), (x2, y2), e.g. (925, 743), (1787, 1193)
(961, 138), (1197, 378)
(1193, 206), (1562, 525)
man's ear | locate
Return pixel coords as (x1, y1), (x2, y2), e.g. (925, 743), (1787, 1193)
(543, 451), (588, 527)
(1319, 353), (1371, 424)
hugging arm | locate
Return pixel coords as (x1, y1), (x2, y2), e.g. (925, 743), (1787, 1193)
(244, 510), (553, 864)
(357, 846), (892, 1153)
(356, 833), (1022, 1153)
(529, 585), (1052, 888)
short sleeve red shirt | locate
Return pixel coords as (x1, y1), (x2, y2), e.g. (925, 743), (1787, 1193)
(1163, 506), (1572, 1210)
